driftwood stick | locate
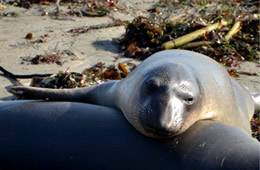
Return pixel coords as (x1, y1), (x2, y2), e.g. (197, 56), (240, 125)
(181, 41), (215, 49)
(0, 66), (52, 79)
(0, 66), (23, 86)
(224, 21), (241, 41)
(68, 20), (126, 34)
(166, 9), (193, 24)
(162, 20), (228, 49)
(229, 69), (258, 76)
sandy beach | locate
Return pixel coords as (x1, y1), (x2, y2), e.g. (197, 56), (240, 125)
(0, 0), (259, 100)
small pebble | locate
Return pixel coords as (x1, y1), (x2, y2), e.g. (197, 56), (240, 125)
(25, 32), (33, 39)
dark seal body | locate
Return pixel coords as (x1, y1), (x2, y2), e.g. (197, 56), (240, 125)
(0, 100), (259, 169)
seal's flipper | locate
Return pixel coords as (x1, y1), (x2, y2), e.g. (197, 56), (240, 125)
(251, 92), (260, 111)
(10, 81), (119, 108)
(11, 86), (80, 101)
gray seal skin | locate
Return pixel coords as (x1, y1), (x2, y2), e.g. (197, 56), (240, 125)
(11, 49), (260, 138)
(0, 101), (259, 169)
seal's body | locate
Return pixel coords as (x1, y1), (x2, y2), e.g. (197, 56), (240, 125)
(12, 50), (259, 138)
(0, 101), (259, 169)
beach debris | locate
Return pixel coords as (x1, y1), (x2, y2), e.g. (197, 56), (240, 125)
(20, 49), (79, 65)
(227, 69), (240, 78)
(60, 49), (79, 60)
(30, 70), (83, 89)
(0, 11), (18, 17)
(67, 9), (108, 17)
(0, 66), (52, 79)
(67, 0), (117, 16)
(41, 11), (49, 16)
(32, 62), (133, 87)
(0, 66), (23, 86)
(119, 1), (259, 66)
(81, 62), (134, 83)
(2, 0), (117, 16)
(224, 21), (241, 41)
(34, 34), (49, 43)
(103, 63), (129, 79)
(68, 20), (126, 35)
(251, 114), (260, 140)
(162, 20), (228, 49)
(118, 63), (128, 76)
(21, 54), (63, 65)
(1, 61), (135, 89)
(25, 32), (33, 40)
(228, 69), (258, 77)
(25, 33), (50, 43)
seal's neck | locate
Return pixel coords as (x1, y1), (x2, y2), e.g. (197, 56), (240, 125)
(82, 80), (120, 108)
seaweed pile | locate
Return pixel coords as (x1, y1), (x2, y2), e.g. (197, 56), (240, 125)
(27, 61), (135, 89)
(21, 54), (63, 65)
(251, 114), (260, 140)
(118, 0), (260, 139)
(120, 0), (259, 67)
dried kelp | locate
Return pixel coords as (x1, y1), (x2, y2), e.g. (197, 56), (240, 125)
(20, 50), (79, 65)
(21, 54), (63, 65)
(11, 62), (135, 89)
(251, 114), (260, 140)
(31, 70), (83, 88)
(120, 0), (259, 66)
(66, 0), (117, 17)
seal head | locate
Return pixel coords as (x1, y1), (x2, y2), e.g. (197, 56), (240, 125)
(120, 63), (202, 138)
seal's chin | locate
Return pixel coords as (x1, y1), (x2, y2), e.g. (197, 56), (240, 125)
(138, 109), (185, 138)
(141, 125), (181, 138)
(137, 112), (184, 138)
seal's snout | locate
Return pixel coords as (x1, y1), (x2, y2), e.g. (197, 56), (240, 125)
(159, 97), (184, 132)
(140, 94), (184, 137)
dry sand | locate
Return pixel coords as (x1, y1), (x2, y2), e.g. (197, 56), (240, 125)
(0, 0), (259, 100)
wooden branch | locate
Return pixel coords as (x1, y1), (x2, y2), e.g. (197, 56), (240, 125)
(0, 66), (52, 79)
(181, 41), (215, 49)
(162, 20), (228, 49)
(68, 20), (126, 34)
(166, 13), (187, 23)
(229, 69), (258, 76)
(166, 9), (192, 24)
(224, 21), (241, 41)
(0, 66), (22, 86)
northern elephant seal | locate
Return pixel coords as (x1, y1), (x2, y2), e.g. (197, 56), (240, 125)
(11, 50), (260, 138)
(0, 100), (259, 169)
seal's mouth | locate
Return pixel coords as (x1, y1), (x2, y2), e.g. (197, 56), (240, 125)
(141, 124), (180, 138)
(139, 110), (184, 138)
(137, 101), (184, 138)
